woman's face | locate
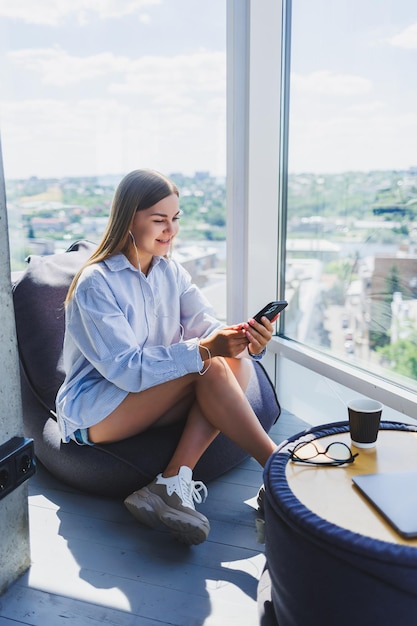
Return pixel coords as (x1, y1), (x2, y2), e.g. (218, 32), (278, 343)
(130, 193), (180, 267)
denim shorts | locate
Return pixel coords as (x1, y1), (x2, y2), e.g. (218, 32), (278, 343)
(70, 428), (95, 446)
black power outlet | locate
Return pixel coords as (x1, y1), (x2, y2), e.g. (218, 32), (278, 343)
(0, 464), (12, 498)
(0, 437), (36, 500)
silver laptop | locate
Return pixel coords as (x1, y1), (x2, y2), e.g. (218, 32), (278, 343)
(352, 471), (417, 539)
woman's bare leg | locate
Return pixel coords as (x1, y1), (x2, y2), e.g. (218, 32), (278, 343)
(115, 357), (276, 544)
(89, 357), (276, 471)
(163, 357), (275, 475)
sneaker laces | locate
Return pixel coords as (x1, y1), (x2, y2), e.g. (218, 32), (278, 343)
(179, 474), (208, 509)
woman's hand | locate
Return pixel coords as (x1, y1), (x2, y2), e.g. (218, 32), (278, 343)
(242, 315), (274, 356)
(199, 326), (249, 359)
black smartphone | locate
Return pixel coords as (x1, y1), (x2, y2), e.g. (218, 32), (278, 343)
(253, 300), (288, 323)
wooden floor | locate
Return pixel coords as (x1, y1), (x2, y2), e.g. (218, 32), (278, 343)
(0, 410), (308, 626)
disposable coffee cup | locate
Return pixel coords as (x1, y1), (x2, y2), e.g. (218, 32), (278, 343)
(347, 398), (383, 448)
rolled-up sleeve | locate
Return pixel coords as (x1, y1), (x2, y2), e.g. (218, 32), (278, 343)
(177, 266), (224, 340)
(67, 278), (204, 393)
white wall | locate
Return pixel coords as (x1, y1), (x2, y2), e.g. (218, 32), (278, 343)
(277, 353), (416, 427)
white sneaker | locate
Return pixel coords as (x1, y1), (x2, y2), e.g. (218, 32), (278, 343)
(124, 466), (210, 545)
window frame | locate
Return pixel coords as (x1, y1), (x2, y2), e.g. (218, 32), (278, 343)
(226, 0), (283, 377)
(227, 0), (417, 423)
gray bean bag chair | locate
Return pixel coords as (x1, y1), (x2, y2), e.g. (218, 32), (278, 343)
(12, 240), (280, 498)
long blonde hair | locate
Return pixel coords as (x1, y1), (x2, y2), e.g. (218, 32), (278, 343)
(65, 169), (179, 304)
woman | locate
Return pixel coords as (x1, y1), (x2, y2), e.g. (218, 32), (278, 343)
(56, 169), (278, 545)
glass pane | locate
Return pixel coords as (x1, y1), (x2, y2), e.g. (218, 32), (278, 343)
(1, 1), (226, 319)
(286, 0), (417, 391)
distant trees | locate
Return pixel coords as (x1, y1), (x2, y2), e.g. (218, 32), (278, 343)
(377, 332), (417, 379)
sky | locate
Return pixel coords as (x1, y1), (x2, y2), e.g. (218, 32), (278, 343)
(0, 0), (226, 179)
(289, 1), (417, 174)
(0, 0), (417, 180)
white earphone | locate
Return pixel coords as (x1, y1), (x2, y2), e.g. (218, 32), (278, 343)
(128, 231), (140, 268)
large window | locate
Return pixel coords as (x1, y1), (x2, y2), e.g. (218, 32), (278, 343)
(1, 0), (227, 318)
(284, 0), (417, 393)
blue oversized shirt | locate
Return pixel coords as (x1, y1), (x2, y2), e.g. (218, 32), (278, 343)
(56, 253), (223, 442)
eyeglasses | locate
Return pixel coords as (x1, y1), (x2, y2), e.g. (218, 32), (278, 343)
(289, 441), (358, 466)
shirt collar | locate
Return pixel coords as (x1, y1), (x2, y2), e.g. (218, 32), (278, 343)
(103, 253), (168, 273)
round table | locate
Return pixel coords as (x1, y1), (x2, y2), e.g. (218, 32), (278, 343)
(260, 421), (417, 626)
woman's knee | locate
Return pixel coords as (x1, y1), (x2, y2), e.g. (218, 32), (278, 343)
(202, 355), (251, 391)
(226, 356), (252, 390)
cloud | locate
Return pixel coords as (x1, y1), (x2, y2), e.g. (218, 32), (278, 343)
(388, 22), (417, 49)
(0, 0), (160, 26)
(289, 109), (417, 173)
(8, 47), (226, 99)
(345, 101), (386, 115)
(1, 44), (226, 178)
(109, 51), (226, 98)
(0, 89), (226, 178)
(8, 47), (131, 85)
(291, 70), (373, 97)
